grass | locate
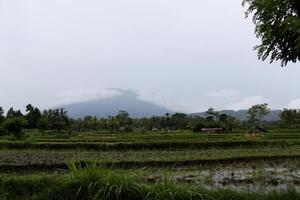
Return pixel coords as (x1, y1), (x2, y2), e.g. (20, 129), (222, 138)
(1, 147), (300, 167)
(0, 164), (300, 200)
(0, 129), (299, 152)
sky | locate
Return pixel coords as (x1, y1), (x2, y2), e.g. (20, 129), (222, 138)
(0, 0), (299, 113)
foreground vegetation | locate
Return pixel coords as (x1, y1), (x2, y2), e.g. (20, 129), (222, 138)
(1, 163), (300, 200)
(0, 129), (298, 199)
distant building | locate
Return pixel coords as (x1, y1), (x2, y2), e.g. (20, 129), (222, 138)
(201, 128), (224, 133)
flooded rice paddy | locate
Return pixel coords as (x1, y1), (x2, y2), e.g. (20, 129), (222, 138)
(144, 161), (300, 191)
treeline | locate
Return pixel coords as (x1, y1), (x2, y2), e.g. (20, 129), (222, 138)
(0, 105), (237, 137)
(0, 104), (300, 139)
(72, 111), (237, 132)
(0, 105), (69, 139)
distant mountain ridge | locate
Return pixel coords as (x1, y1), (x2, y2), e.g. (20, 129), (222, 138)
(59, 89), (173, 118)
(191, 110), (282, 121)
(57, 89), (282, 121)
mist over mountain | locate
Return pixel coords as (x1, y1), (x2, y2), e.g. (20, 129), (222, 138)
(57, 89), (282, 120)
(59, 89), (173, 118)
(191, 110), (282, 121)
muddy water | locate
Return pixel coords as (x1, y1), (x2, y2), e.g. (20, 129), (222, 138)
(144, 164), (300, 191)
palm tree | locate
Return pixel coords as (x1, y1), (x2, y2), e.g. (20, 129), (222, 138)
(280, 108), (298, 129)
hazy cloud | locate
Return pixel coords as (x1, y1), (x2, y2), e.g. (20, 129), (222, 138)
(52, 88), (121, 107)
(206, 89), (240, 100)
(286, 99), (300, 109)
(226, 96), (269, 110)
(137, 90), (184, 112)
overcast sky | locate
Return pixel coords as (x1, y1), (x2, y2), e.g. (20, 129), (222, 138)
(0, 0), (299, 113)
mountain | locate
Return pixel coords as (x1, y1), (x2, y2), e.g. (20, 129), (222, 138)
(191, 110), (282, 121)
(57, 89), (282, 121)
(58, 89), (173, 118)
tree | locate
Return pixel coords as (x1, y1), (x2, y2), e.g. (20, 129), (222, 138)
(247, 107), (258, 128)
(247, 103), (270, 128)
(81, 116), (101, 131)
(206, 108), (219, 121)
(107, 116), (120, 131)
(115, 110), (132, 131)
(25, 104), (42, 129)
(50, 108), (70, 131)
(192, 122), (206, 132)
(0, 107), (4, 124)
(219, 114), (229, 123)
(6, 108), (14, 119)
(0, 107), (5, 135)
(2, 117), (28, 139)
(37, 111), (50, 131)
(38, 109), (70, 131)
(224, 116), (238, 132)
(171, 113), (189, 130)
(243, 0), (300, 66)
(280, 108), (299, 128)
(218, 114), (237, 132)
(26, 104), (34, 112)
(6, 107), (23, 119)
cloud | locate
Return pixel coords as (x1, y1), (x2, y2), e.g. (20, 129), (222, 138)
(49, 87), (274, 114)
(51, 88), (185, 112)
(225, 95), (268, 110)
(51, 88), (121, 106)
(205, 89), (240, 100)
(137, 90), (185, 112)
(286, 98), (300, 109)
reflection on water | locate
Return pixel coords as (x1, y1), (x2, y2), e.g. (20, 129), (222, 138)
(144, 163), (300, 191)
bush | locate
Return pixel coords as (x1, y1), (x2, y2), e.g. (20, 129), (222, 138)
(192, 123), (206, 132)
(2, 117), (28, 139)
(0, 125), (8, 136)
(206, 121), (223, 129)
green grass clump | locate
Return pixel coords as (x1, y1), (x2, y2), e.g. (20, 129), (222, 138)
(68, 162), (143, 200)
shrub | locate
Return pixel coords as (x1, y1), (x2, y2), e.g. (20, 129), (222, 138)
(0, 125), (8, 136)
(2, 117), (28, 139)
(192, 123), (206, 132)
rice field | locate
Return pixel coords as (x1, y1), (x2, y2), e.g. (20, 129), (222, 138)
(2, 129), (300, 199)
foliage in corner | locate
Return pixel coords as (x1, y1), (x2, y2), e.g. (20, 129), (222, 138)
(243, 0), (300, 66)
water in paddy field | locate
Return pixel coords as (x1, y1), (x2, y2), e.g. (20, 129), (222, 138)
(143, 162), (300, 192)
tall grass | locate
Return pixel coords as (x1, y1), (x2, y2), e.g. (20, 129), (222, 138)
(0, 163), (299, 199)
(68, 162), (142, 200)
(67, 163), (300, 200)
